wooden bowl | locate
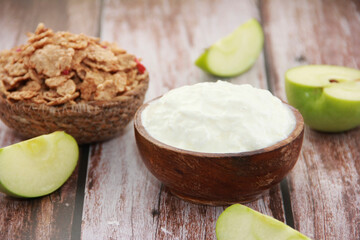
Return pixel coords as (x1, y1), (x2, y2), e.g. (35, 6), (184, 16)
(134, 99), (304, 205)
(0, 77), (148, 144)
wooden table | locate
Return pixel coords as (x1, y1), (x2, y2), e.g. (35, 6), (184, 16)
(0, 0), (359, 239)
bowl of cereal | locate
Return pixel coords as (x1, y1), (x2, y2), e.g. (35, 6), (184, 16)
(134, 81), (304, 205)
(0, 23), (148, 144)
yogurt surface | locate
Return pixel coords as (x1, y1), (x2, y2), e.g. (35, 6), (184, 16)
(141, 81), (296, 153)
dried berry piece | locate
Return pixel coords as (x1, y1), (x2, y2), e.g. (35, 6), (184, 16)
(61, 69), (70, 75)
(135, 58), (146, 74)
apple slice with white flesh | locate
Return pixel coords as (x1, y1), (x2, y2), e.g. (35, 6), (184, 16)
(285, 65), (360, 132)
(216, 204), (310, 240)
(195, 18), (264, 77)
(0, 131), (79, 198)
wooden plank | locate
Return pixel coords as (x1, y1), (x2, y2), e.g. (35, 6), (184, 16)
(0, 121), (83, 239)
(82, 127), (161, 239)
(0, 0), (101, 239)
(261, 0), (360, 239)
(155, 186), (285, 240)
(81, 0), (286, 239)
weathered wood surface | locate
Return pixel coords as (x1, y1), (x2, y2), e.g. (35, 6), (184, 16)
(261, 0), (360, 239)
(81, 0), (285, 239)
(0, 0), (100, 239)
(0, 0), (359, 239)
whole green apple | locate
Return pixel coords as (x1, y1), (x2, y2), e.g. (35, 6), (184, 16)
(0, 131), (79, 198)
(285, 65), (360, 132)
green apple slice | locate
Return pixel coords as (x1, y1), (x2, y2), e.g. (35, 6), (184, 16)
(0, 131), (79, 198)
(285, 65), (360, 132)
(195, 18), (264, 77)
(216, 204), (310, 240)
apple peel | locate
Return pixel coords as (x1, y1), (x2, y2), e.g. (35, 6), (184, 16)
(285, 65), (360, 132)
(195, 18), (264, 77)
(216, 204), (311, 240)
(0, 131), (79, 198)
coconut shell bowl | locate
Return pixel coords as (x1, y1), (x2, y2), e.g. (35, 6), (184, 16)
(134, 101), (304, 205)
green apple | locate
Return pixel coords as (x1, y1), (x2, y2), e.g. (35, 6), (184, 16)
(195, 18), (264, 77)
(285, 65), (360, 132)
(216, 204), (310, 240)
(0, 131), (79, 198)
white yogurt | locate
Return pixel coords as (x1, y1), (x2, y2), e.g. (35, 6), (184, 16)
(141, 81), (296, 153)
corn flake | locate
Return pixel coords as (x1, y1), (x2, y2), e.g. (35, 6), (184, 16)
(57, 80), (76, 96)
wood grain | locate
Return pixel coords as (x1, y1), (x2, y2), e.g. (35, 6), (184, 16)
(81, 0), (287, 239)
(2, 0), (358, 239)
(261, 0), (360, 239)
(0, 0), (100, 239)
(0, 124), (88, 240)
(82, 128), (161, 240)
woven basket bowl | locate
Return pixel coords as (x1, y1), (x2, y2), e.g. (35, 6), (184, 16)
(0, 77), (148, 144)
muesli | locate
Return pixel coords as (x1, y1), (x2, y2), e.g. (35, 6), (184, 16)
(0, 23), (148, 106)
(0, 23), (149, 144)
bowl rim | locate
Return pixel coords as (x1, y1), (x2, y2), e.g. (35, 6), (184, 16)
(134, 96), (304, 158)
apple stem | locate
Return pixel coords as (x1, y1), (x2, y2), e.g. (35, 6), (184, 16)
(329, 79), (339, 83)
